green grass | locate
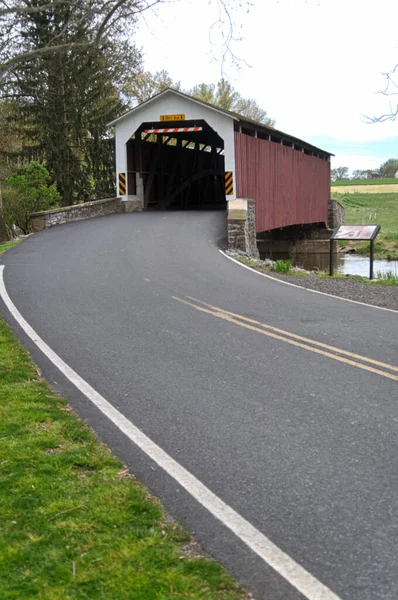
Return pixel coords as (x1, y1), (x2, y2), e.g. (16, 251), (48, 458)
(331, 178), (398, 186)
(0, 317), (246, 599)
(0, 240), (20, 255)
(375, 269), (398, 283)
(273, 259), (291, 273)
(317, 270), (398, 286)
(331, 191), (398, 259)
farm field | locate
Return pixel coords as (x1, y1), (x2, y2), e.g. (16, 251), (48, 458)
(331, 178), (398, 187)
(331, 184), (398, 194)
(331, 190), (398, 259)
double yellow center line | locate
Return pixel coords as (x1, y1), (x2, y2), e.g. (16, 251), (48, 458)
(172, 296), (398, 382)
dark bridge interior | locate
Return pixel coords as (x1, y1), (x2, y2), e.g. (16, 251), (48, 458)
(126, 120), (226, 210)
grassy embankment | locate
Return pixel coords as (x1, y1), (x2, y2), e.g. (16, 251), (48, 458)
(0, 240), (20, 253)
(331, 183), (398, 260)
(0, 240), (245, 599)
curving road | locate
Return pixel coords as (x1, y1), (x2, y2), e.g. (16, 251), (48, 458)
(1, 211), (398, 600)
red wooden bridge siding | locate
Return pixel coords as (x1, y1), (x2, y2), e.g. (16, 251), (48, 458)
(234, 132), (330, 233)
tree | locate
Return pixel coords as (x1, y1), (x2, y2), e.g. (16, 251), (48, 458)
(189, 80), (239, 110)
(380, 158), (398, 178)
(351, 169), (367, 180)
(2, 2), (143, 205)
(234, 97), (274, 126)
(331, 166), (349, 181)
(190, 79), (275, 126)
(123, 72), (275, 127)
(0, 1), (248, 76)
(0, 1), (161, 76)
(0, 101), (23, 241)
(123, 70), (181, 105)
(214, 79), (240, 110)
(3, 162), (61, 233)
(190, 83), (218, 106)
(0, 188), (7, 241)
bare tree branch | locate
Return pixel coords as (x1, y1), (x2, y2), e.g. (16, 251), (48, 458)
(0, 0), (162, 76)
(0, 1), (78, 18)
(208, 0), (252, 76)
(363, 63), (398, 123)
(1, 0), (251, 83)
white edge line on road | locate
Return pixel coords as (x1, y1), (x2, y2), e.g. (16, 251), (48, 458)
(0, 265), (341, 600)
(220, 251), (398, 314)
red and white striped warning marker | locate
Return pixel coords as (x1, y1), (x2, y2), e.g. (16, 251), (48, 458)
(144, 127), (203, 134)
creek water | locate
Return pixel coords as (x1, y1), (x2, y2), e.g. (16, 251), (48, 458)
(337, 255), (398, 278)
(260, 252), (398, 278)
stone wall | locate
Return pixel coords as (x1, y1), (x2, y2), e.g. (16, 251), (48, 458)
(328, 198), (345, 230)
(29, 197), (141, 232)
(257, 238), (339, 257)
(227, 198), (259, 258)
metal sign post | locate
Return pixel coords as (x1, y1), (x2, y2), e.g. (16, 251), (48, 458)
(330, 225), (381, 279)
(329, 237), (334, 277)
(370, 238), (375, 280)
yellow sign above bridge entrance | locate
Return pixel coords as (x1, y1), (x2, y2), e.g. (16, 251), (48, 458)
(160, 114), (185, 121)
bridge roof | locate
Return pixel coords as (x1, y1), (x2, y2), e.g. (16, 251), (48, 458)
(108, 88), (333, 157)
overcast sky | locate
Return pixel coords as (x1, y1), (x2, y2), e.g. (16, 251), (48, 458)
(135, 0), (398, 172)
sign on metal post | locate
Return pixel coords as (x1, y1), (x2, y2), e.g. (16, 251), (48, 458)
(330, 225), (380, 279)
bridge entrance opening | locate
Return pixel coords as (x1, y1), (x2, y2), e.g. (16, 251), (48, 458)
(126, 119), (226, 210)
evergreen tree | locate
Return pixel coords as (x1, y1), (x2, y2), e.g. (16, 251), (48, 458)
(0, 101), (23, 241)
(2, 2), (142, 205)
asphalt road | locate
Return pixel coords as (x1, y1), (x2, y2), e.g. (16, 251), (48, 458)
(1, 211), (398, 600)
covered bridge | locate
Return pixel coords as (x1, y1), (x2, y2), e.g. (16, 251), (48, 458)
(109, 89), (332, 235)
